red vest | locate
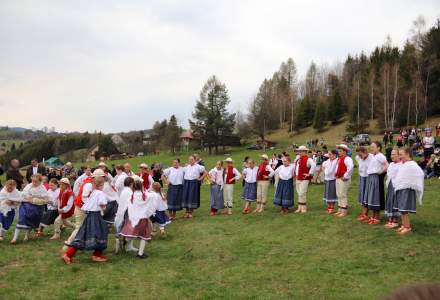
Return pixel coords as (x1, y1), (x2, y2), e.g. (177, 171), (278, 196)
(296, 156), (311, 180)
(59, 188), (74, 219)
(74, 177), (93, 208)
(335, 156), (347, 178)
(138, 172), (151, 190)
(257, 163), (269, 181)
(225, 167), (236, 184)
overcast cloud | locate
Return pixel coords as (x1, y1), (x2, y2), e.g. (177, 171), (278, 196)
(0, 0), (439, 132)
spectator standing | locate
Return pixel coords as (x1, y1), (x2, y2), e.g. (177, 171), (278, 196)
(422, 129), (435, 159)
(6, 159), (24, 190)
(26, 158), (47, 183)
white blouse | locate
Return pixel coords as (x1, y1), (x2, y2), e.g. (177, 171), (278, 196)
(103, 181), (119, 203)
(47, 188), (60, 210)
(163, 167), (184, 185)
(322, 159), (338, 181)
(387, 161), (402, 186)
(209, 168), (224, 186)
(243, 167), (258, 183)
(81, 190), (108, 212)
(367, 153), (387, 175)
(150, 191), (168, 211)
(183, 164), (205, 180)
(275, 164), (295, 180)
(355, 154), (372, 177)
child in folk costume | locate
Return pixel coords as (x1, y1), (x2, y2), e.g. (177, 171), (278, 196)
(163, 159), (184, 220)
(363, 142), (388, 225)
(182, 155), (207, 219)
(355, 147), (372, 221)
(208, 161), (224, 216)
(334, 145), (354, 217)
(294, 146), (316, 213)
(138, 163), (154, 191)
(0, 180), (22, 241)
(11, 174), (48, 244)
(114, 176), (136, 253)
(150, 182), (170, 235)
(384, 149), (402, 229)
(273, 156), (295, 213)
(50, 178), (75, 240)
(255, 154), (275, 213)
(242, 159), (258, 214)
(322, 150), (338, 214)
(63, 176), (109, 264)
(37, 179), (60, 236)
(119, 178), (157, 258)
(393, 147), (425, 235)
(102, 175), (120, 225)
(222, 158), (241, 215)
(114, 165), (129, 195)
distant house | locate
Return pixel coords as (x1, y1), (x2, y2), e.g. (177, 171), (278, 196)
(180, 129), (196, 151)
(86, 144), (100, 161)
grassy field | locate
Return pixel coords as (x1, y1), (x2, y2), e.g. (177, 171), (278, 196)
(0, 148), (440, 300)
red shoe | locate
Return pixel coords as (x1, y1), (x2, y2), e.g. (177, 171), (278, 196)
(357, 214), (368, 221)
(326, 208), (334, 214)
(92, 255), (107, 262)
(368, 218), (380, 225)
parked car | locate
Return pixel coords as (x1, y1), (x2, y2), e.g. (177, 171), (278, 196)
(353, 134), (371, 145)
(246, 144), (261, 150)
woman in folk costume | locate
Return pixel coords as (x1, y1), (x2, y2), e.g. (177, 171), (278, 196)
(393, 147), (424, 235)
(11, 174), (48, 244)
(150, 182), (170, 235)
(63, 175), (109, 264)
(355, 146), (372, 221)
(162, 159), (184, 220)
(114, 165), (129, 195)
(363, 141), (388, 225)
(322, 150), (338, 214)
(181, 155), (207, 219)
(255, 154), (275, 213)
(273, 156), (295, 213)
(242, 159), (258, 214)
(0, 180), (22, 241)
(294, 146), (316, 213)
(63, 169), (105, 251)
(50, 178), (75, 240)
(384, 149), (402, 229)
(37, 178), (60, 236)
(119, 177), (157, 259)
(114, 176), (136, 254)
(208, 161), (224, 216)
(222, 158), (241, 215)
(138, 163), (154, 191)
(334, 145), (354, 217)
(102, 174), (120, 225)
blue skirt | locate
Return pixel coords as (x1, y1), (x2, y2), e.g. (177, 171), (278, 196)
(273, 178), (294, 208)
(210, 184), (224, 210)
(323, 180), (337, 203)
(151, 210), (171, 226)
(364, 174), (385, 210)
(358, 176), (367, 205)
(167, 184), (183, 211)
(385, 181), (400, 217)
(17, 202), (45, 229)
(243, 182), (257, 202)
(70, 211), (108, 251)
(394, 189), (417, 214)
(103, 201), (118, 224)
(0, 209), (15, 230)
(40, 209), (59, 226)
(182, 179), (200, 209)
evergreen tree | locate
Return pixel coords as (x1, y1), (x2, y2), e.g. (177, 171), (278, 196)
(313, 101), (327, 131)
(164, 115), (181, 154)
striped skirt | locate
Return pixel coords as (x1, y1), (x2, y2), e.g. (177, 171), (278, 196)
(167, 184), (183, 211)
(323, 180), (337, 203)
(243, 182), (257, 202)
(358, 176), (367, 205)
(210, 184), (224, 210)
(273, 178), (294, 208)
(364, 174), (385, 211)
(394, 189), (417, 214)
(385, 181), (400, 217)
(182, 179), (201, 209)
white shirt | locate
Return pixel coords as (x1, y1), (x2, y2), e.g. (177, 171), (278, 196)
(367, 153), (387, 175)
(150, 191), (168, 212)
(32, 166), (38, 175)
(115, 172), (128, 195)
(275, 164), (295, 180)
(243, 167), (258, 183)
(387, 161), (402, 186)
(258, 164), (275, 179)
(103, 181), (119, 202)
(423, 136), (435, 148)
(223, 167), (241, 184)
(73, 173), (88, 196)
(337, 156), (354, 180)
(294, 157), (316, 177)
(322, 159), (338, 181)
(163, 167), (184, 185)
(47, 188), (60, 210)
(355, 154), (372, 177)
(81, 189), (107, 212)
(209, 168), (224, 186)
(183, 164), (205, 180)
(80, 182), (93, 207)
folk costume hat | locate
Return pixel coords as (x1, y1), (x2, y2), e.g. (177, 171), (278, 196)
(60, 178), (70, 185)
(336, 144), (350, 152)
(224, 158), (233, 163)
(297, 145), (309, 152)
(139, 163), (148, 169)
(91, 169), (106, 178)
(260, 154), (269, 160)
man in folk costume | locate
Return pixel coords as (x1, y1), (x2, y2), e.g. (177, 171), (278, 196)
(255, 154), (275, 213)
(73, 166), (92, 196)
(222, 158), (241, 215)
(294, 146), (316, 213)
(50, 178), (75, 240)
(137, 163), (154, 191)
(334, 144), (354, 217)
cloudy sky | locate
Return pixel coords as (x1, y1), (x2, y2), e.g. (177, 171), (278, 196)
(0, 1), (439, 133)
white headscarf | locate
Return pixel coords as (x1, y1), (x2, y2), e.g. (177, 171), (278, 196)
(0, 187), (22, 215)
(393, 160), (425, 204)
(127, 190), (157, 227)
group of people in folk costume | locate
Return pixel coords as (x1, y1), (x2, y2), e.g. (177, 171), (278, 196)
(0, 143), (425, 264)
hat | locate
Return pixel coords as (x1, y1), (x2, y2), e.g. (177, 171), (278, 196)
(91, 169), (106, 178)
(260, 154), (269, 160)
(324, 153), (330, 158)
(139, 163), (148, 169)
(132, 175), (144, 182)
(297, 145), (309, 151)
(337, 144), (350, 152)
(97, 162), (107, 167)
(65, 162), (73, 167)
(224, 157), (233, 163)
(60, 178), (70, 185)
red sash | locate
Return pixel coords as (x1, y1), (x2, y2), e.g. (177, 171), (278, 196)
(335, 156), (347, 178)
(257, 163), (269, 181)
(297, 156), (311, 180)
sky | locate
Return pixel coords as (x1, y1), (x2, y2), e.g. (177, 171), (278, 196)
(0, 0), (439, 133)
